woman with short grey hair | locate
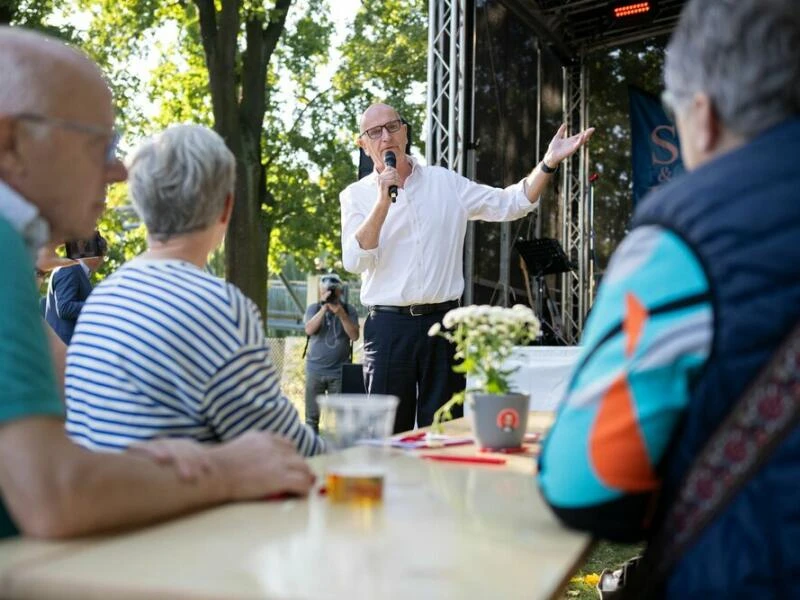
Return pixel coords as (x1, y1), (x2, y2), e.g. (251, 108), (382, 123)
(64, 124), (324, 456)
(128, 124), (236, 242)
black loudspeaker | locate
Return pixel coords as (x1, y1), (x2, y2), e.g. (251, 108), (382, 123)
(340, 363), (366, 394)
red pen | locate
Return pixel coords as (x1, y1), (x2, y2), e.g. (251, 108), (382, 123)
(398, 431), (427, 442)
(420, 454), (507, 465)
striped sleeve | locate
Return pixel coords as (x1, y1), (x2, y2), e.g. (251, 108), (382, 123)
(537, 226), (713, 540)
(203, 299), (325, 457)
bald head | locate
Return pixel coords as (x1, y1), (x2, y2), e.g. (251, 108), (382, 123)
(0, 27), (124, 244)
(359, 103), (401, 133)
(0, 26), (106, 116)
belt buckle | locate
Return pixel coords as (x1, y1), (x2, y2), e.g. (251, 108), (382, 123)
(409, 304), (424, 317)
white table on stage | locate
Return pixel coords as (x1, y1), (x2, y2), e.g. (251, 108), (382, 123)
(467, 346), (582, 413)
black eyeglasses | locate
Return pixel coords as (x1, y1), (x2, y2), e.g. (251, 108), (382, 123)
(16, 113), (121, 163)
(359, 119), (403, 140)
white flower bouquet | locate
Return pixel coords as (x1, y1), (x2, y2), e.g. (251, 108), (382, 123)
(428, 304), (540, 428)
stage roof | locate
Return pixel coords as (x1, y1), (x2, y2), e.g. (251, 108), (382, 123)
(505, 0), (688, 60)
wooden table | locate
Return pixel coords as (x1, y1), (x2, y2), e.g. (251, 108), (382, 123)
(416, 411), (554, 474)
(0, 414), (589, 600)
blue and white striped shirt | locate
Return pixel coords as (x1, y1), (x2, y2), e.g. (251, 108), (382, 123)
(65, 258), (323, 456)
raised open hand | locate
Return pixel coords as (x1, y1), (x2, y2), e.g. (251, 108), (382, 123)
(543, 123), (595, 168)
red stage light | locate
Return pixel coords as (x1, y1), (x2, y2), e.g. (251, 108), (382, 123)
(612, 2), (652, 18)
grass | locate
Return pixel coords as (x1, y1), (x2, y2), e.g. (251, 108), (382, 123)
(278, 336), (307, 416)
(562, 541), (644, 599)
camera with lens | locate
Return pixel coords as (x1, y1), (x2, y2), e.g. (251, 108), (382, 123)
(65, 231), (108, 260)
(320, 274), (342, 305)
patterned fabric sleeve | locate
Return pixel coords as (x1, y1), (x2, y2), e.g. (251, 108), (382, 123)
(202, 288), (325, 457)
(537, 226), (713, 540)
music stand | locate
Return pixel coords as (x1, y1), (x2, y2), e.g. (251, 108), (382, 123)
(515, 238), (575, 345)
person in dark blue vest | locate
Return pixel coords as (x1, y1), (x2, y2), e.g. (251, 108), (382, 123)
(537, 0), (800, 597)
(44, 231), (106, 344)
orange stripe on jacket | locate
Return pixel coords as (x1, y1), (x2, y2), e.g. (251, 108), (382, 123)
(624, 292), (648, 357)
(589, 375), (659, 492)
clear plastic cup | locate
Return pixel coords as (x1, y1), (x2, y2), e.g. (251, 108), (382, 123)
(318, 394), (398, 504)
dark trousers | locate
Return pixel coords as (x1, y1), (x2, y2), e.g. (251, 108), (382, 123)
(304, 369), (342, 433)
(362, 310), (465, 434)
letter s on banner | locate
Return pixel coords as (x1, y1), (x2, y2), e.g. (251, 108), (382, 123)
(651, 125), (680, 165)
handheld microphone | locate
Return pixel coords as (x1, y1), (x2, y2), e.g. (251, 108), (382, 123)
(384, 151), (398, 202)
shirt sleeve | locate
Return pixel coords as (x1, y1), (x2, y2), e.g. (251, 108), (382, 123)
(203, 299), (325, 457)
(340, 185), (380, 274)
(0, 223), (64, 424)
(304, 304), (319, 325)
(537, 226), (713, 540)
(450, 170), (536, 222)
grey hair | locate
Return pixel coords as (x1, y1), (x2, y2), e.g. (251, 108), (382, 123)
(664, 0), (800, 139)
(128, 125), (236, 241)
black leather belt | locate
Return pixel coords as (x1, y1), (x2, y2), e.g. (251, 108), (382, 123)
(370, 300), (460, 317)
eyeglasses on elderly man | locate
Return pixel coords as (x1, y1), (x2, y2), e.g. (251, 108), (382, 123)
(15, 112), (120, 163)
(359, 118), (404, 140)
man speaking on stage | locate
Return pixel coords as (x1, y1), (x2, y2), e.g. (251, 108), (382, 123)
(340, 102), (593, 433)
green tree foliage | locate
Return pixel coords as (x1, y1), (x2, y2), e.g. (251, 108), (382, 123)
(586, 38), (668, 270)
(276, 0), (428, 275)
(330, 0), (428, 154)
(63, 0), (335, 315)
(78, 0), (427, 313)
(95, 183), (147, 281)
(6, 0), (430, 313)
(0, 0), (72, 35)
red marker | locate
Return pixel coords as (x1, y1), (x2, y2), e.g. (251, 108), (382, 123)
(420, 454), (507, 466)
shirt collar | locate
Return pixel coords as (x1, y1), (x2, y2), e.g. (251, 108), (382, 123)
(0, 180), (51, 259)
(78, 259), (91, 277)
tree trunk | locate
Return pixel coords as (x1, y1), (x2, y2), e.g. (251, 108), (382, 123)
(226, 156), (269, 317)
(195, 0), (292, 319)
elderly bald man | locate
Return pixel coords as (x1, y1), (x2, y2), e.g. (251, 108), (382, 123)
(0, 26), (314, 540)
(340, 102), (593, 433)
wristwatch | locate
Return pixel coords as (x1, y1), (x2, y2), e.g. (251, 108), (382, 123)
(540, 160), (558, 174)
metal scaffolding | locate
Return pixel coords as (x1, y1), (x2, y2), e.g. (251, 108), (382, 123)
(426, 0), (469, 173)
(426, 0), (684, 341)
(427, 0), (477, 304)
(560, 60), (590, 344)
(426, 0), (590, 337)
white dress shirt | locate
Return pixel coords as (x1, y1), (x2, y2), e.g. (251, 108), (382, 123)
(340, 156), (536, 306)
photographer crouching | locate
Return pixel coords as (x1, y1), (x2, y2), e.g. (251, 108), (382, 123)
(303, 273), (360, 433)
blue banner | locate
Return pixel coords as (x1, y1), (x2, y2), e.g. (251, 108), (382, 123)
(628, 86), (684, 206)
